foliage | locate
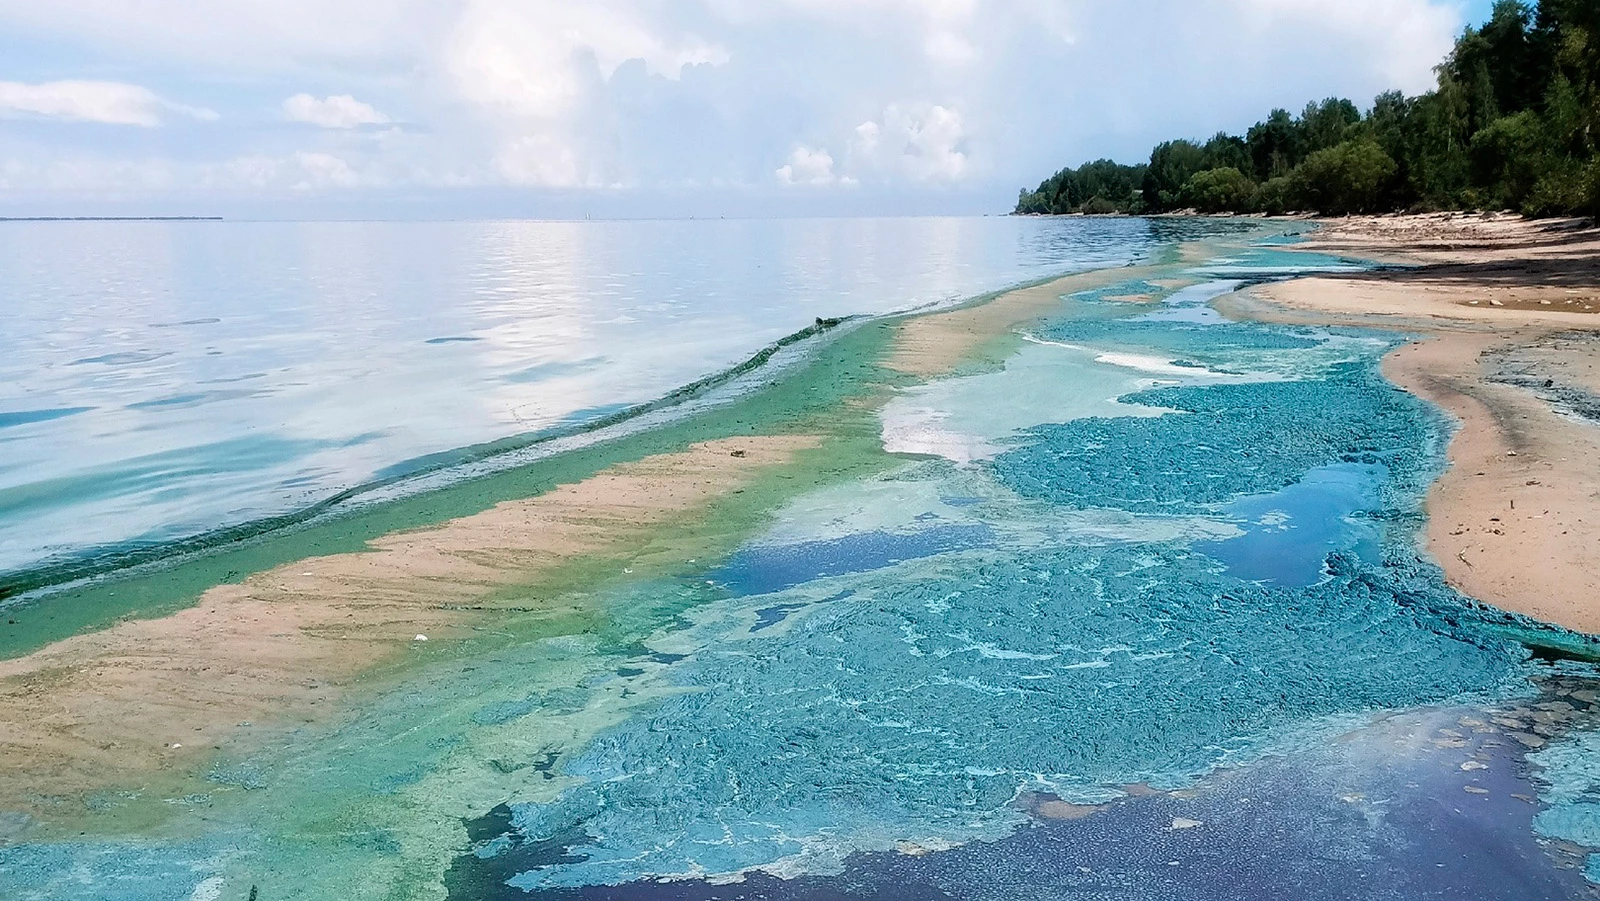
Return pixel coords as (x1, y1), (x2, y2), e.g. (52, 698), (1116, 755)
(1254, 176), (1297, 216)
(1017, 0), (1599, 218)
(1291, 140), (1399, 215)
(1143, 140), (1208, 209)
(1180, 167), (1257, 213)
(1016, 158), (1147, 214)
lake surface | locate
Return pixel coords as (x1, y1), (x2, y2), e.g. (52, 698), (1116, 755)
(3, 217), (1599, 901)
(0, 217), (1178, 586)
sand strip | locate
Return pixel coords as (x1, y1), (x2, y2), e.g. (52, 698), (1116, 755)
(1242, 214), (1600, 635)
(0, 435), (818, 819)
(888, 265), (1178, 377)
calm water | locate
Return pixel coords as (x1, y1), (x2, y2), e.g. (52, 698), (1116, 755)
(0, 217), (1157, 583)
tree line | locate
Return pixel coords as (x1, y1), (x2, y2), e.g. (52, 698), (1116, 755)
(1015, 0), (1599, 218)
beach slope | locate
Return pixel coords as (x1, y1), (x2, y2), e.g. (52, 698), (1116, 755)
(1234, 214), (1600, 634)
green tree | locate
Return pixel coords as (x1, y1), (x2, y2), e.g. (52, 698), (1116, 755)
(1016, 159), (1147, 214)
(1300, 98), (1364, 155)
(1180, 167), (1258, 213)
(1017, 0), (1600, 220)
(1143, 140), (1209, 210)
(1254, 176), (1298, 216)
(1291, 140), (1400, 214)
(1201, 133), (1251, 172)
(1476, 1), (1543, 113)
(1471, 110), (1545, 207)
(1247, 109), (1303, 180)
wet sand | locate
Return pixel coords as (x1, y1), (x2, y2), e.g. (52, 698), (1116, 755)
(1234, 213), (1600, 635)
(0, 435), (818, 823)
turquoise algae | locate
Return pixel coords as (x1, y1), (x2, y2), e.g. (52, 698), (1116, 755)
(479, 271), (1578, 891)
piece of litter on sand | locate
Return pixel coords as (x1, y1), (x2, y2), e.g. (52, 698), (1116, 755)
(1170, 817), (1203, 830)
(414, 634), (428, 642)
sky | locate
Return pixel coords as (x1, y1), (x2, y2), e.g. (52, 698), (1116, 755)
(0, 0), (1497, 218)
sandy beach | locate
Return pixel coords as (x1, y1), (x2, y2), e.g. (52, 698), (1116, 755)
(1233, 213), (1600, 635)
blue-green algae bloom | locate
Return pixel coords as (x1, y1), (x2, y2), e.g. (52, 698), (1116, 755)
(4, 230), (1597, 901)
(481, 290), (1555, 890)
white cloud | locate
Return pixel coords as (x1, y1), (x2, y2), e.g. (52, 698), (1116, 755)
(493, 134), (589, 189)
(924, 31), (978, 66)
(0, 150), (371, 196)
(852, 103), (970, 183)
(207, 152), (369, 192)
(0, 152), (179, 193)
(0, 80), (216, 127)
(441, 2), (729, 121)
(775, 146), (836, 185)
(439, 0), (731, 188)
(283, 93), (391, 128)
(1233, 0), (1460, 95)
(0, 0), (1477, 206)
(291, 152), (362, 188)
(0, 0), (443, 67)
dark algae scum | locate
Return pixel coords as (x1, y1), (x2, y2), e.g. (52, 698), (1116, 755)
(4, 222), (1600, 900)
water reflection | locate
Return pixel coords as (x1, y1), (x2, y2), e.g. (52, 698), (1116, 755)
(0, 217), (1153, 578)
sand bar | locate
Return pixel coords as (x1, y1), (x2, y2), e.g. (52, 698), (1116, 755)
(0, 435), (818, 823)
(888, 264), (1185, 377)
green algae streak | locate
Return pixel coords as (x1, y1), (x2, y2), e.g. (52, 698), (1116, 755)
(0, 314), (911, 660)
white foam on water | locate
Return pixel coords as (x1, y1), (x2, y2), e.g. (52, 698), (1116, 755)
(1021, 333), (1260, 383)
(1091, 351), (1215, 376)
(882, 340), (1179, 465)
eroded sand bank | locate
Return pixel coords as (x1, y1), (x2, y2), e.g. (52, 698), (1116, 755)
(1237, 213), (1600, 634)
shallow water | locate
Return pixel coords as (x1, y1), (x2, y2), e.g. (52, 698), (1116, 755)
(3, 219), (1599, 901)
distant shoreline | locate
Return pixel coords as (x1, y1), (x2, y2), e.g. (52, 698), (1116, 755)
(0, 216), (223, 222)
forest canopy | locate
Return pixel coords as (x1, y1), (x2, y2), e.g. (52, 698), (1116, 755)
(1015, 0), (1599, 218)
